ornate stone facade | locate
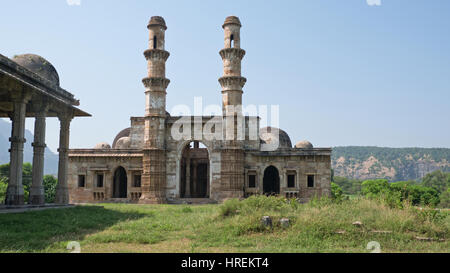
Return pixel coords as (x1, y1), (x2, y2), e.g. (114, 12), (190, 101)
(68, 16), (332, 204)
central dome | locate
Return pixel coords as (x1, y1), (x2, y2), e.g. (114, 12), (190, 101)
(13, 54), (60, 86)
(260, 127), (292, 150)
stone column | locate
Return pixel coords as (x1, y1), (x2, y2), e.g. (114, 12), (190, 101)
(185, 155), (191, 198)
(55, 113), (73, 204)
(192, 161), (198, 198)
(127, 171), (132, 199)
(30, 102), (48, 205)
(206, 163), (210, 198)
(5, 95), (29, 206)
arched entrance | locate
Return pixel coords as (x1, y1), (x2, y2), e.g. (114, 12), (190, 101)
(180, 141), (209, 198)
(263, 166), (280, 195)
(113, 166), (127, 198)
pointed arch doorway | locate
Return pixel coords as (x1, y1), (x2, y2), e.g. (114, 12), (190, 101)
(180, 141), (209, 198)
(113, 166), (127, 198)
(263, 166), (280, 195)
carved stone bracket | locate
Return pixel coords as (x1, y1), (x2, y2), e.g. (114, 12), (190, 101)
(219, 48), (246, 60)
(142, 77), (170, 89)
(218, 76), (247, 90)
(143, 49), (170, 61)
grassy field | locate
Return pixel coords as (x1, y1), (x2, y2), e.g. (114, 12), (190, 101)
(0, 196), (448, 253)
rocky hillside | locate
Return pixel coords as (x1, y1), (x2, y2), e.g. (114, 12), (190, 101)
(0, 119), (58, 175)
(332, 146), (450, 181)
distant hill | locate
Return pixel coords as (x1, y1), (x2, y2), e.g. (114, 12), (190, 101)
(332, 146), (450, 181)
(0, 119), (58, 175)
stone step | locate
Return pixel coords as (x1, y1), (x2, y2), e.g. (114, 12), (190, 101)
(167, 198), (218, 205)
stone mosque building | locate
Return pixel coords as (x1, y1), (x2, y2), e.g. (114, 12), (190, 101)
(68, 16), (332, 204)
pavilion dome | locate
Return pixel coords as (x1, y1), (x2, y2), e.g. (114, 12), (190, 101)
(223, 16), (242, 28)
(260, 127), (292, 150)
(13, 54), (60, 86)
(148, 16), (167, 29)
(295, 140), (313, 149)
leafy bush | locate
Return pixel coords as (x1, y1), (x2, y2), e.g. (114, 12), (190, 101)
(361, 179), (390, 198)
(422, 170), (450, 193)
(219, 195), (296, 218)
(219, 198), (241, 217)
(362, 179), (440, 208)
(0, 177), (7, 204)
(390, 183), (439, 206)
(331, 182), (344, 202)
(0, 162), (33, 203)
(438, 189), (450, 208)
(414, 208), (447, 224)
(181, 206), (193, 213)
(43, 175), (57, 203)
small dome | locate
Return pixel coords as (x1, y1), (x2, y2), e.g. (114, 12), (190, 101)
(148, 16), (167, 29)
(13, 54), (60, 86)
(94, 142), (111, 149)
(115, 137), (131, 149)
(295, 140), (313, 149)
(260, 127), (292, 150)
(223, 16), (242, 28)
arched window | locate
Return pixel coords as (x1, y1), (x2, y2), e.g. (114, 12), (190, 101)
(230, 34), (234, 48)
(153, 36), (157, 49)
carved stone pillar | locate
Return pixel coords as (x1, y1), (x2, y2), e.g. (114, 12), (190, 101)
(206, 162), (210, 198)
(5, 93), (30, 206)
(185, 153), (191, 198)
(193, 161), (198, 197)
(55, 112), (73, 204)
(30, 102), (49, 205)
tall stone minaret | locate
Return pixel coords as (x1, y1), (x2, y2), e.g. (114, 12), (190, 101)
(216, 16), (245, 200)
(219, 16), (246, 116)
(140, 16), (170, 204)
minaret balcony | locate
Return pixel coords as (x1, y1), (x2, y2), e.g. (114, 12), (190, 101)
(219, 48), (246, 60)
(144, 49), (170, 61)
(142, 77), (170, 89)
(218, 76), (247, 90)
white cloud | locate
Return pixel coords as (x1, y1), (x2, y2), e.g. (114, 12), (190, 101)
(67, 0), (81, 6)
(366, 0), (381, 6)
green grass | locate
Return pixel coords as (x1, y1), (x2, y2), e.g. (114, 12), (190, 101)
(0, 196), (448, 253)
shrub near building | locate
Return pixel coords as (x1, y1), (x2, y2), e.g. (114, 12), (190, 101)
(361, 179), (440, 207)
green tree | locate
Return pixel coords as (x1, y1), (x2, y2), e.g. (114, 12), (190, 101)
(0, 162), (47, 203)
(43, 175), (57, 203)
(390, 182), (440, 206)
(361, 179), (390, 198)
(421, 170), (450, 193)
(333, 176), (362, 195)
(0, 177), (8, 204)
(439, 189), (450, 208)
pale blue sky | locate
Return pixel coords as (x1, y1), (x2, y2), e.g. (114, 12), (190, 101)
(1, 0), (449, 153)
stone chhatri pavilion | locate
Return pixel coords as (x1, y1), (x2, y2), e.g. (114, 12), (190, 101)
(0, 53), (90, 206)
(68, 16), (332, 204)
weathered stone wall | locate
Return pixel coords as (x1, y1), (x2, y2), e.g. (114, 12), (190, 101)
(68, 151), (142, 203)
(243, 152), (331, 201)
(130, 117), (144, 149)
